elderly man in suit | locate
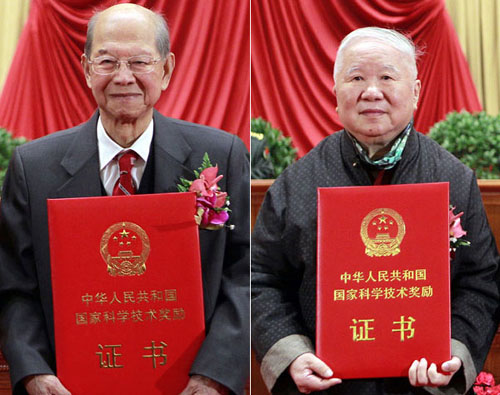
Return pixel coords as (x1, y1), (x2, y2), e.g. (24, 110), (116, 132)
(0, 4), (249, 395)
(252, 27), (499, 394)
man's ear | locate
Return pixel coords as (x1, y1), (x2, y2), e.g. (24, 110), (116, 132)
(161, 53), (175, 91)
(332, 83), (338, 109)
(413, 79), (421, 110)
(81, 54), (92, 88)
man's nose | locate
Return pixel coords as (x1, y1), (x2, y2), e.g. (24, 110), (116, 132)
(113, 62), (135, 84)
(361, 82), (383, 100)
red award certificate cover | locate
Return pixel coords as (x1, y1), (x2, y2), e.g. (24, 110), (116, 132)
(48, 193), (205, 394)
(317, 182), (450, 378)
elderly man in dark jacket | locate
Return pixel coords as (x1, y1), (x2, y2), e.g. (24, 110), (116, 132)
(252, 27), (499, 394)
(0, 4), (249, 395)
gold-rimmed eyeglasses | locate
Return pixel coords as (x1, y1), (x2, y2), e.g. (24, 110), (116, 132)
(87, 56), (161, 75)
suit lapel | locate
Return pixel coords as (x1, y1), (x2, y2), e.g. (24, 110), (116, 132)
(54, 110), (194, 197)
(152, 110), (193, 193)
(55, 112), (102, 198)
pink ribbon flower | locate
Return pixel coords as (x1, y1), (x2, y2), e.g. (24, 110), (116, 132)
(177, 154), (231, 231)
(449, 206), (470, 257)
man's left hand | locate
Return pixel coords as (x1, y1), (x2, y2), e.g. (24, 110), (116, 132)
(179, 375), (229, 395)
(408, 357), (462, 387)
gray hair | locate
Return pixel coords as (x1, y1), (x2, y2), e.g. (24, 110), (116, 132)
(84, 8), (170, 59)
(333, 27), (419, 82)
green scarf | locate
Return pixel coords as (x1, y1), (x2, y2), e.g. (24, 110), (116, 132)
(348, 121), (413, 170)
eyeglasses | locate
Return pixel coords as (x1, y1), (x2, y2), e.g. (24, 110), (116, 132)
(87, 56), (161, 75)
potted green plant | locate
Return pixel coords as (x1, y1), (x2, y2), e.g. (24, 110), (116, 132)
(429, 111), (500, 179)
(250, 117), (297, 179)
(0, 128), (27, 190)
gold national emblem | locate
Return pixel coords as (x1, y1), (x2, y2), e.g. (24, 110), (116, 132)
(360, 208), (406, 257)
(100, 222), (150, 276)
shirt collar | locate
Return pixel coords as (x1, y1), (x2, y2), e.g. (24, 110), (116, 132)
(97, 116), (154, 171)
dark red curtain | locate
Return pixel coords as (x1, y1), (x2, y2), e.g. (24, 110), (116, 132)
(0, 0), (250, 148)
(251, 0), (481, 157)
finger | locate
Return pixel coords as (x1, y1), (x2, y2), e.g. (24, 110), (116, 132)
(290, 354), (341, 393)
(297, 376), (341, 393)
(307, 355), (333, 378)
(427, 363), (448, 387)
(408, 360), (418, 386)
(416, 358), (428, 385)
(53, 382), (72, 395)
(57, 385), (72, 395)
(311, 377), (342, 391)
(442, 356), (461, 373)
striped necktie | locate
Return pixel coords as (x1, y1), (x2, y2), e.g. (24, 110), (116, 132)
(113, 150), (138, 196)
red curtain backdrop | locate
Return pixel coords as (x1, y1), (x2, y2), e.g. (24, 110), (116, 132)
(0, 0), (250, 148)
(251, 0), (481, 157)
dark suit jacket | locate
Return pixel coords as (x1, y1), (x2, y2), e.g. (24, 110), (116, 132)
(0, 110), (250, 394)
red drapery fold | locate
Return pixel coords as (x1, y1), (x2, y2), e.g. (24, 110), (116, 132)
(251, 0), (481, 157)
(0, 0), (250, 148)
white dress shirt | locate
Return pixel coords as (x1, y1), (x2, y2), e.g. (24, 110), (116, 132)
(97, 116), (154, 196)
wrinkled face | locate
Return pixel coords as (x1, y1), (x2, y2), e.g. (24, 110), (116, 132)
(82, 10), (174, 124)
(334, 40), (420, 149)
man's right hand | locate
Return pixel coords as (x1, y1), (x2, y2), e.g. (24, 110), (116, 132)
(289, 352), (342, 394)
(24, 374), (71, 395)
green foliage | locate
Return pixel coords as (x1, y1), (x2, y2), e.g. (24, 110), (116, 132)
(177, 152), (214, 192)
(250, 132), (274, 179)
(0, 128), (27, 190)
(176, 177), (192, 192)
(429, 111), (500, 179)
(250, 117), (297, 179)
(194, 152), (213, 178)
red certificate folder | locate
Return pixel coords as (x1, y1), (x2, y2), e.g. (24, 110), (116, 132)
(48, 193), (205, 394)
(316, 182), (450, 379)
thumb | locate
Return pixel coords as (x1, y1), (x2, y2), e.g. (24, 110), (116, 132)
(52, 377), (72, 395)
(308, 356), (334, 378)
(441, 357), (461, 373)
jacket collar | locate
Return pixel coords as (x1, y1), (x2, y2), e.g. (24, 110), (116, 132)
(339, 127), (421, 186)
(56, 111), (101, 197)
(151, 109), (193, 193)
